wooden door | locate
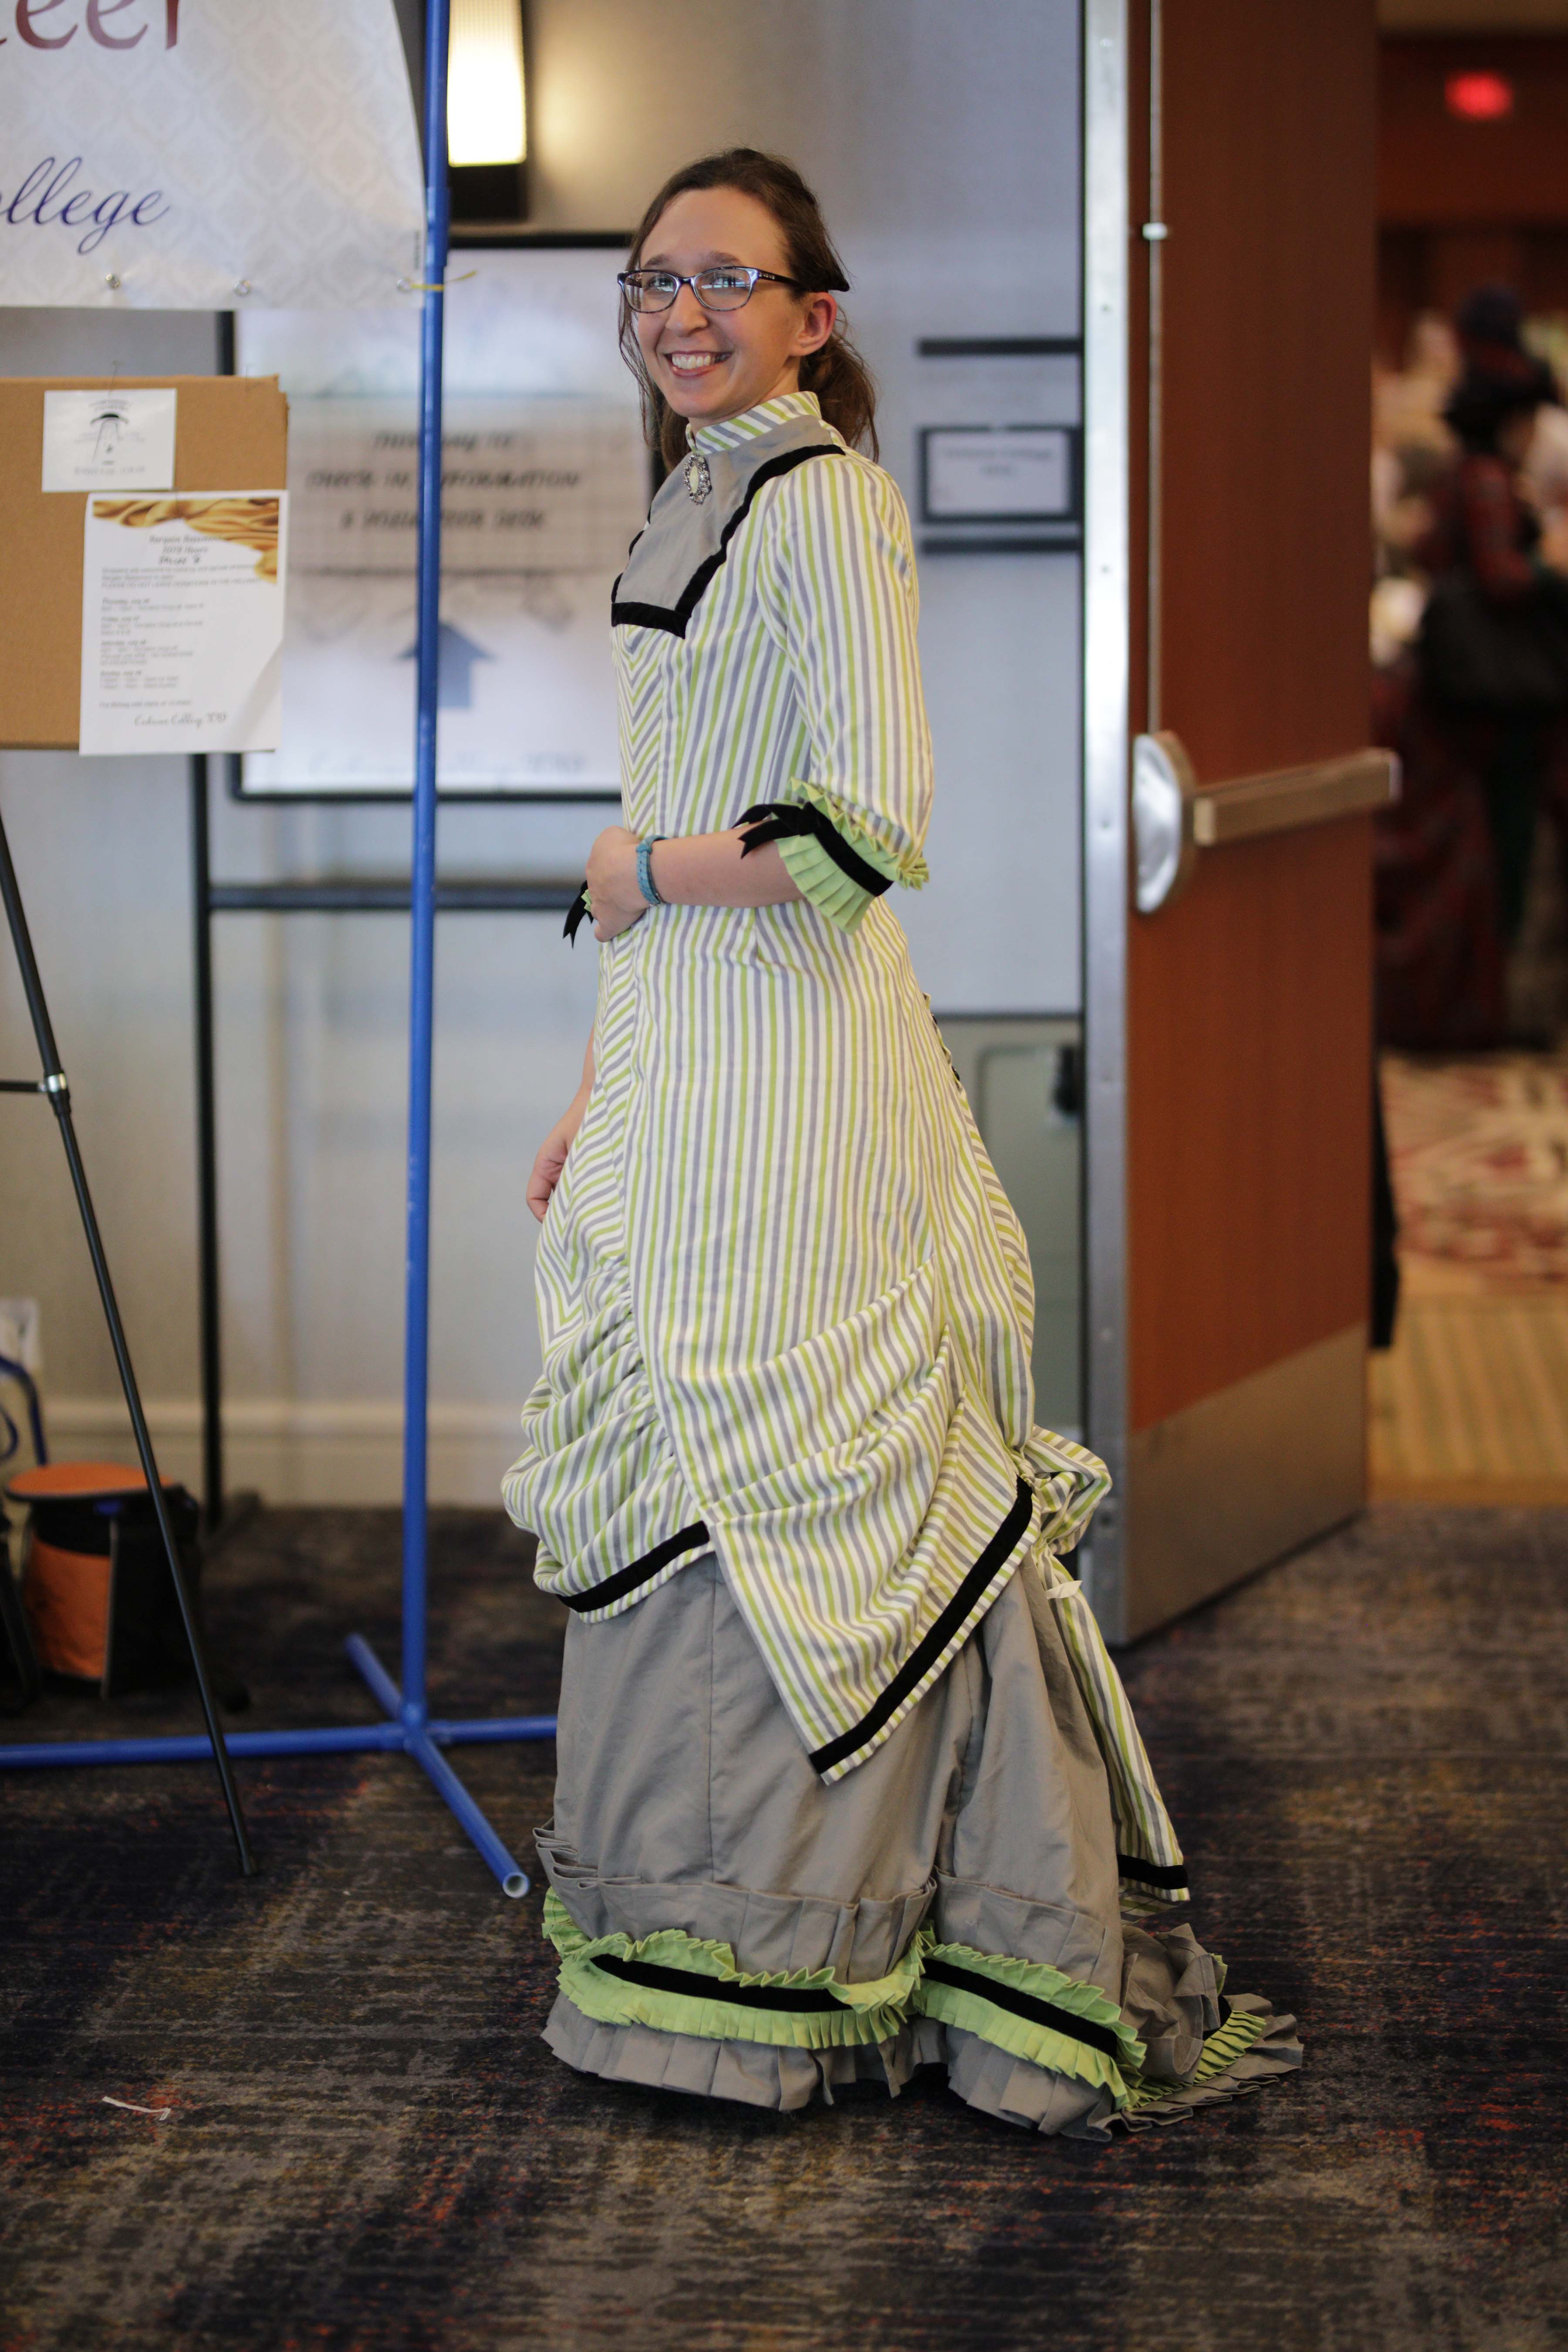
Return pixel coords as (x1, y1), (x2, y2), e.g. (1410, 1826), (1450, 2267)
(1083, 0), (1382, 1640)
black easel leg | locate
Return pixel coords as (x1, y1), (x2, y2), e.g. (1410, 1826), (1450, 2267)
(0, 802), (256, 1875)
(190, 755), (224, 1532)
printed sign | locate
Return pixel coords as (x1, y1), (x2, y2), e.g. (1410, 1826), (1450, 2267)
(0, 0), (422, 311)
(79, 490), (287, 754)
(920, 426), (1079, 524)
(42, 385), (176, 489)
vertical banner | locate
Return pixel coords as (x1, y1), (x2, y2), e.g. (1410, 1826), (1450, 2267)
(0, 0), (423, 310)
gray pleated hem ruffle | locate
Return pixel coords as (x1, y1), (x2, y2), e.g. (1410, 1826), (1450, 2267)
(543, 1992), (925, 2113)
(936, 1993), (1303, 2142)
(540, 1913), (1301, 2139)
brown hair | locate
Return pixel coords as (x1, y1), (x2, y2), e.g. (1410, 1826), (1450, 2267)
(620, 149), (879, 469)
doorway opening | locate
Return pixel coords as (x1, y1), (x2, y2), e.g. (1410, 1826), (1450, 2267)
(1370, 16), (1568, 1502)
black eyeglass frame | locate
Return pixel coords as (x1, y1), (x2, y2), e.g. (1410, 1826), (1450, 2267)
(617, 265), (804, 314)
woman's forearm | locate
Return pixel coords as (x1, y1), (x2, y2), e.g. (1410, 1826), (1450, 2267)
(583, 825), (803, 940)
(652, 827), (802, 908)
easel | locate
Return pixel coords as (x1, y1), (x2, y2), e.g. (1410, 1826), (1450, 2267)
(0, 806), (256, 1874)
(0, 0), (559, 1895)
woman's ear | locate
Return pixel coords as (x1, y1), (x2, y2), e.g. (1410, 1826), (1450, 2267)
(793, 291), (838, 362)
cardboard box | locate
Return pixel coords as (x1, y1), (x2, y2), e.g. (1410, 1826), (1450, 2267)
(0, 375), (288, 750)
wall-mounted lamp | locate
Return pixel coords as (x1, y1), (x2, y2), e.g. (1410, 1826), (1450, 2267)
(448, 0), (528, 224)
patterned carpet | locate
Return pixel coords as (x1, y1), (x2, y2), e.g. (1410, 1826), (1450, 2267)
(1, 1504), (1565, 2351)
(1381, 1051), (1568, 1292)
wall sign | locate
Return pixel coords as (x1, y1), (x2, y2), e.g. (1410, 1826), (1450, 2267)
(919, 425), (1081, 527)
(235, 239), (645, 801)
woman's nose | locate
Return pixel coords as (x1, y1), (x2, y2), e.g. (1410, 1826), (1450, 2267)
(667, 282), (709, 333)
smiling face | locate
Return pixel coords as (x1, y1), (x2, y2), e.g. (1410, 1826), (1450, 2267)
(632, 185), (837, 432)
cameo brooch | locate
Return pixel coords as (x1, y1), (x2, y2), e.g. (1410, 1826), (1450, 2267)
(683, 449), (713, 504)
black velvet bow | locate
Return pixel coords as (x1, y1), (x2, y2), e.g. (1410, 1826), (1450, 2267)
(563, 885), (590, 943)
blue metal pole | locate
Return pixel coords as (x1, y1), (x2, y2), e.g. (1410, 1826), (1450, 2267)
(344, 1630), (403, 1720)
(406, 1726), (529, 1897)
(0, 1725), (406, 1769)
(429, 1715), (558, 1747)
(0, 1717), (556, 1774)
(401, 0), (453, 1730)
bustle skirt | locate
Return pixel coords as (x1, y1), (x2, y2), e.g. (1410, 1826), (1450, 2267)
(534, 1549), (1301, 2138)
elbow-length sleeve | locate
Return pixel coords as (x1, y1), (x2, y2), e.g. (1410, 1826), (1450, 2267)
(747, 454), (933, 932)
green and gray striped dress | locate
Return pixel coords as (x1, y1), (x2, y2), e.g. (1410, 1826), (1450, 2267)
(503, 391), (1183, 1892)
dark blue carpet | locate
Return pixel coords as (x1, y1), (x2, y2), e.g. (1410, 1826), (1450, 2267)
(1, 1503), (1563, 2350)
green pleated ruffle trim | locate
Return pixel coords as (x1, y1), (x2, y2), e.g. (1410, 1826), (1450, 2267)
(912, 1936), (1147, 2105)
(542, 1896), (1263, 2111)
(1122, 2002), (1269, 2112)
(543, 1889), (924, 2051)
(777, 778), (929, 935)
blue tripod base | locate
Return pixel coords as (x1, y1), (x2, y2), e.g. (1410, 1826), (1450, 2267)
(0, 1635), (556, 1899)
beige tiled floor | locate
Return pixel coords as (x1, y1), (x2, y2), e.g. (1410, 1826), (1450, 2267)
(1370, 1291), (1568, 1501)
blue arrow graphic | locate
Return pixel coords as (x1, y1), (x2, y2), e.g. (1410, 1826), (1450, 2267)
(399, 618), (495, 711)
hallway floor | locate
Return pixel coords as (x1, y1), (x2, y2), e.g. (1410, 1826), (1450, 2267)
(1375, 1049), (1568, 1500)
(1, 1503), (1564, 2352)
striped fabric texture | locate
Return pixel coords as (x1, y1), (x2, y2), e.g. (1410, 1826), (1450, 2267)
(502, 394), (1175, 1857)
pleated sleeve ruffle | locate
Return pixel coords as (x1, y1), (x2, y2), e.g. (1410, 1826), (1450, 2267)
(754, 454), (933, 933)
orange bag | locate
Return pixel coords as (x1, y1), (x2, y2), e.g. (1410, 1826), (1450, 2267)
(8, 1462), (203, 1697)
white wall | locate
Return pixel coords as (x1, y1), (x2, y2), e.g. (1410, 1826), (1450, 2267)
(0, 0), (1082, 1501)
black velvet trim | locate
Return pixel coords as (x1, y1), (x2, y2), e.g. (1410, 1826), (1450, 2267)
(610, 443), (842, 639)
(585, 1952), (845, 2014)
(920, 1956), (1125, 2062)
(807, 1477), (1035, 1776)
(556, 1522), (711, 1615)
(1116, 1854), (1189, 1890)
(735, 801), (893, 899)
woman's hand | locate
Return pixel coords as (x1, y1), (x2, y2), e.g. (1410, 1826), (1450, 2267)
(585, 825), (646, 941)
(527, 1090), (588, 1222)
(527, 1032), (597, 1223)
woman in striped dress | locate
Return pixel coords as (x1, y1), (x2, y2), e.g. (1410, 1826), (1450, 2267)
(504, 149), (1299, 2137)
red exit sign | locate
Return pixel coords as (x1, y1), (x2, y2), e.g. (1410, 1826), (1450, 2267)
(1445, 71), (1514, 122)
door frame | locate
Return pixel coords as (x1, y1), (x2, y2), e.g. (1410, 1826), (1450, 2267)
(1081, 0), (1133, 1640)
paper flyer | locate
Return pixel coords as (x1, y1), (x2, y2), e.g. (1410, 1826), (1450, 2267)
(78, 493), (287, 756)
(42, 389), (176, 492)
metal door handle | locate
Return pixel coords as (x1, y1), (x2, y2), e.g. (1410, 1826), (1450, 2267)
(1132, 731), (1398, 913)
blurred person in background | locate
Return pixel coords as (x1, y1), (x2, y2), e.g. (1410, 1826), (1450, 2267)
(1373, 287), (1568, 1048)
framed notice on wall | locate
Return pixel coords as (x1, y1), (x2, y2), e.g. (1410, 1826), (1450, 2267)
(918, 425), (1081, 528)
(233, 234), (643, 800)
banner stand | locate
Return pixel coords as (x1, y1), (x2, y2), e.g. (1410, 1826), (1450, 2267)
(0, 0), (557, 1898)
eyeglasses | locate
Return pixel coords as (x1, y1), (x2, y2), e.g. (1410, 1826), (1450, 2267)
(618, 265), (802, 314)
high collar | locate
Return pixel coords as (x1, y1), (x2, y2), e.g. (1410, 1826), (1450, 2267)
(687, 390), (825, 455)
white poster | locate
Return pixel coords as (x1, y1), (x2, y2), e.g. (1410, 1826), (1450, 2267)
(237, 247), (648, 798)
(0, 0), (422, 311)
(79, 491), (287, 754)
